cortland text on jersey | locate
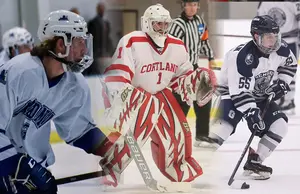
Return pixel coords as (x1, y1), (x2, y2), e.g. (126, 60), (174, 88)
(140, 62), (178, 74)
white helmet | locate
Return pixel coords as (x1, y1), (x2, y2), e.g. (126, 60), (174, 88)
(141, 4), (172, 47)
(2, 27), (34, 56)
(38, 10), (93, 73)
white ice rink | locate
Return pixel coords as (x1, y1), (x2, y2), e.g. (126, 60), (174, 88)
(49, 74), (300, 194)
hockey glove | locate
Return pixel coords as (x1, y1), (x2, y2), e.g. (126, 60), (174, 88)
(0, 153), (57, 194)
(243, 107), (265, 136)
(265, 79), (290, 101)
(172, 67), (217, 107)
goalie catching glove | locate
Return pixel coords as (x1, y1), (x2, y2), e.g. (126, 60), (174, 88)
(171, 67), (217, 107)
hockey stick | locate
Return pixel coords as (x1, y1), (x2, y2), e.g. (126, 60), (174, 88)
(228, 94), (274, 186)
(56, 171), (104, 185)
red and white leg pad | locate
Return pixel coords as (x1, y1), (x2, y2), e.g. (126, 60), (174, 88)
(97, 89), (164, 187)
(150, 89), (203, 182)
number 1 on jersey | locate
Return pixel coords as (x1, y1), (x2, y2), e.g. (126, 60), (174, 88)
(157, 72), (162, 84)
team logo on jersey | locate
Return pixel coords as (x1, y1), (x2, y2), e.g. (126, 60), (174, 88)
(198, 24), (204, 34)
(245, 54), (254, 65)
(13, 99), (55, 129)
(268, 8), (286, 27)
(140, 62), (178, 73)
(0, 69), (7, 85)
(253, 70), (275, 94)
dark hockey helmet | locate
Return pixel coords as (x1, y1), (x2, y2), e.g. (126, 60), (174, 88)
(181, 0), (200, 7)
(250, 15), (281, 55)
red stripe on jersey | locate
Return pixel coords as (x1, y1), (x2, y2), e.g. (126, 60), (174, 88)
(104, 64), (134, 80)
(125, 34), (187, 54)
(126, 37), (149, 48)
(166, 36), (188, 53)
(104, 76), (131, 84)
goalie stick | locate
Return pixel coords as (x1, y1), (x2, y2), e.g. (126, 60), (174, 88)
(56, 130), (192, 192)
(124, 130), (192, 193)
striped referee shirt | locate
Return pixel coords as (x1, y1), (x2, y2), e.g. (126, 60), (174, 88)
(169, 12), (214, 65)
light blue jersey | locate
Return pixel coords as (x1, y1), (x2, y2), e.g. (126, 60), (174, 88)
(0, 53), (96, 167)
(0, 50), (10, 67)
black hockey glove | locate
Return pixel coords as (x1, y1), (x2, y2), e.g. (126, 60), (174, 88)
(0, 153), (57, 194)
(243, 107), (265, 136)
(265, 79), (290, 101)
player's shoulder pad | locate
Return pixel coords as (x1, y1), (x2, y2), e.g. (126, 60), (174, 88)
(167, 34), (184, 43)
(70, 73), (89, 93)
(276, 40), (290, 57)
(236, 41), (259, 77)
(167, 35), (187, 51)
(64, 72), (91, 105)
(122, 31), (147, 48)
(6, 53), (44, 85)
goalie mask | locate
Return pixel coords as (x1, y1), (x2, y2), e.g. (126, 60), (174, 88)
(38, 10), (93, 73)
(251, 15), (281, 55)
(141, 4), (173, 47)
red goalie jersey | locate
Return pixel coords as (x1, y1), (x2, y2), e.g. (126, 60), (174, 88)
(104, 31), (193, 94)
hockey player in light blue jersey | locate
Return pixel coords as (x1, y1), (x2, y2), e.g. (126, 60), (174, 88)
(0, 27), (34, 66)
(0, 10), (134, 194)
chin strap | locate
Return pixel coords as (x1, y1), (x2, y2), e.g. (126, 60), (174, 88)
(48, 50), (74, 66)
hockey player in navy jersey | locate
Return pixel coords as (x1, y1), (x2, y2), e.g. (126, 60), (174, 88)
(0, 10), (143, 194)
(209, 15), (297, 180)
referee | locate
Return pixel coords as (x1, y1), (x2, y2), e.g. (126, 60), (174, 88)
(169, 0), (216, 148)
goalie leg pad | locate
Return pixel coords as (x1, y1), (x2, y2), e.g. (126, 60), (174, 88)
(150, 89), (203, 182)
(98, 89), (164, 186)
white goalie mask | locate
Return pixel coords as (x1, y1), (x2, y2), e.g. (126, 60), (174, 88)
(141, 4), (173, 47)
(38, 10), (93, 73)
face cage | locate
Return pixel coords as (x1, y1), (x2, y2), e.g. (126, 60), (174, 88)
(62, 34), (94, 73)
(255, 33), (282, 55)
(150, 18), (173, 37)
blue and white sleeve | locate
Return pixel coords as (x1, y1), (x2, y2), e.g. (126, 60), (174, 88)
(53, 82), (106, 154)
(0, 68), (18, 173)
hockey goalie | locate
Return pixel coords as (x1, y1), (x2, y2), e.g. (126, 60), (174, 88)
(97, 4), (217, 187)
